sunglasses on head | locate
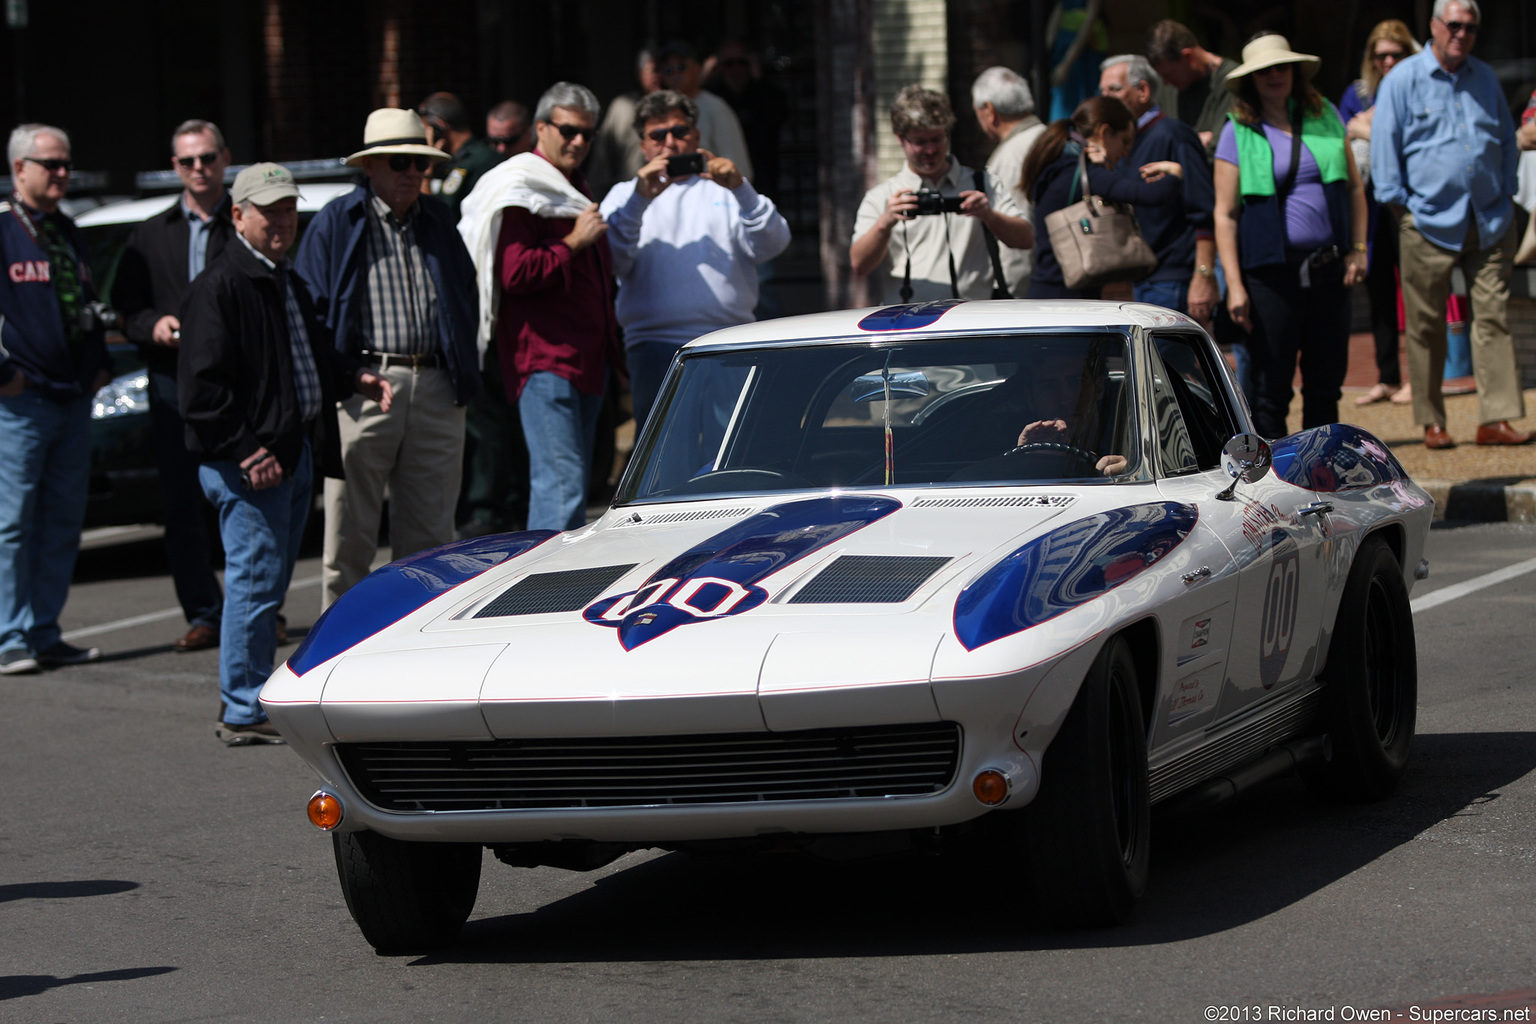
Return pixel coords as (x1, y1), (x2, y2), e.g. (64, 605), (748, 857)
(1440, 19), (1477, 34)
(549, 123), (594, 141)
(24, 157), (72, 172)
(176, 152), (221, 169)
(646, 124), (694, 143)
(387, 154), (432, 172)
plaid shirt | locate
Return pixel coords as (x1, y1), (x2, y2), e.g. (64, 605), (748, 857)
(280, 266), (323, 423)
(360, 194), (440, 355)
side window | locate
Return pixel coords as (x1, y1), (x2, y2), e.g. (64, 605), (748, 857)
(1149, 332), (1240, 472)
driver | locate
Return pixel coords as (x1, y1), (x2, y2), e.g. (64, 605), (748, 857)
(1010, 348), (1127, 477)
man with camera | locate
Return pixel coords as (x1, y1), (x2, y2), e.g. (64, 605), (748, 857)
(113, 119), (235, 654)
(599, 89), (790, 429)
(0, 124), (113, 675)
(851, 86), (1033, 305)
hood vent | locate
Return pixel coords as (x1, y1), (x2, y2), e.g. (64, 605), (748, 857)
(789, 555), (951, 604)
(474, 563), (637, 617)
(612, 506), (756, 528)
(913, 494), (1076, 509)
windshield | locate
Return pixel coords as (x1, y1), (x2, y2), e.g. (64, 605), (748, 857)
(616, 331), (1142, 503)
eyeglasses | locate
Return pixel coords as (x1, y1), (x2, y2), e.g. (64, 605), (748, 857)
(23, 157), (72, 173)
(387, 154), (431, 172)
(549, 123), (594, 141)
(660, 62), (689, 75)
(487, 135), (523, 147)
(1440, 19), (1478, 35)
(176, 152), (221, 169)
(645, 124), (694, 143)
(1371, 50), (1405, 63)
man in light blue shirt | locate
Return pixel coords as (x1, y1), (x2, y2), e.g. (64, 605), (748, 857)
(1371, 0), (1530, 448)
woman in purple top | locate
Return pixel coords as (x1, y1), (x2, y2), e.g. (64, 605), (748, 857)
(1340, 20), (1419, 405)
(1213, 34), (1368, 439)
(1021, 95), (1185, 299)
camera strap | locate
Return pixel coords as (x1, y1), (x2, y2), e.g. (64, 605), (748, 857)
(973, 169), (1011, 299)
(898, 216), (960, 302)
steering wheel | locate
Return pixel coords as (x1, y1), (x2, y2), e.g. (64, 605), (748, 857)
(948, 441), (1101, 482)
(665, 467), (812, 495)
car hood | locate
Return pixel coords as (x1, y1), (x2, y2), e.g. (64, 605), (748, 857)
(266, 488), (1189, 740)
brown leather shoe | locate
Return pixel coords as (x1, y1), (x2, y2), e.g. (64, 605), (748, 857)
(1475, 421), (1535, 446)
(1424, 425), (1455, 450)
(173, 624), (218, 653)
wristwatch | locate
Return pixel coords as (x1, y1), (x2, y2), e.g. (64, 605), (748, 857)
(1194, 265), (1216, 278)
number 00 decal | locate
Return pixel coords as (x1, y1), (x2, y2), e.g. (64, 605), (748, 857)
(1258, 533), (1300, 690)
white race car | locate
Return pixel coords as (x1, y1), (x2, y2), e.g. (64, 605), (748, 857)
(263, 300), (1432, 951)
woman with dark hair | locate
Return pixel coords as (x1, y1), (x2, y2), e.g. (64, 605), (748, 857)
(1213, 33), (1368, 439)
(1341, 20), (1419, 405)
(1021, 94), (1184, 299)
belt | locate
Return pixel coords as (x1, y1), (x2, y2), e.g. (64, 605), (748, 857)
(358, 350), (443, 369)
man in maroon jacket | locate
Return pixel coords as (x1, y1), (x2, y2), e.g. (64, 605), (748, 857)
(494, 81), (621, 532)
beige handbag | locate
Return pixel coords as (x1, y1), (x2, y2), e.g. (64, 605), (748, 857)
(1044, 148), (1158, 289)
(1515, 208), (1536, 266)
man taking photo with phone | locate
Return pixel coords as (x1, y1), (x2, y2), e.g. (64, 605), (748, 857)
(599, 89), (790, 429)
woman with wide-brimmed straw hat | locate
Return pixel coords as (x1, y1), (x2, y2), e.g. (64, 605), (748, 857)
(1212, 32), (1368, 439)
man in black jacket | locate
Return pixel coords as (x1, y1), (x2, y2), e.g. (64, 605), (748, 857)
(179, 163), (391, 746)
(114, 119), (234, 653)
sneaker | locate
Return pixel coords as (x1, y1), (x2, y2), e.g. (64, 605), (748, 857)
(36, 640), (101, 666)
(216, 720), (286, 746)
(0, 648), (40, 675)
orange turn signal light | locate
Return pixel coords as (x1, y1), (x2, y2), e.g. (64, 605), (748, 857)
(972, 769), (1011, 806)
(307, 791), (344, 830)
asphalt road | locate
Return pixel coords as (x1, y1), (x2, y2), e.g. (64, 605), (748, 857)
(2, 521), (1534, 1023)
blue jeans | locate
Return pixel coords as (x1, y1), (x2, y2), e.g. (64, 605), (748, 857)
(198, 441), (312, 725)
(627, 340), (683, 433)
(0, 391), (92, 654)
(148, 368), (222, 629)
(1133, 277), (1188, 314)
(519, 371), (603, 532)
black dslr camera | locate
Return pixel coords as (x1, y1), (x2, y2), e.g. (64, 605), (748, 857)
(912, 188), (963, 215)
(77, 300), (121, 333)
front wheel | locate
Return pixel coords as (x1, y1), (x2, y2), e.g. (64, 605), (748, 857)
(1302, 535), (1416, 801)
(1024, 636), (1151, 926)
(333, 830), (482, 953)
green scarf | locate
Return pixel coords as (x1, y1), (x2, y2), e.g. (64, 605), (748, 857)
(1228, 99), (1347, 198)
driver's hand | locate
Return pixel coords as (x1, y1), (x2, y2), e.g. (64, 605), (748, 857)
(1097, 454), (1128, 476)
(1017, 419), (1067, 446)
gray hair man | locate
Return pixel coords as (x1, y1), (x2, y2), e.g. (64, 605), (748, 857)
(971, 67), (1047, 297)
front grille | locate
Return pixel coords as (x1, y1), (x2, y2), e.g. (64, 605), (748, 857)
(789, 555), (950, 604)
(337, 722), (962, 812)
(474, 564), (636, 617)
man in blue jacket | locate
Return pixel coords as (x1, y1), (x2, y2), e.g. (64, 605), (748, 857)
(294, 109), (480, 610)
(1100, 54), (1218, 325)
(0, 124), (112, 675)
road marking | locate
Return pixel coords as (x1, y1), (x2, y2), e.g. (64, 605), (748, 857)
(62, 574), (323, 642)
(1410, 555), (1536, 615)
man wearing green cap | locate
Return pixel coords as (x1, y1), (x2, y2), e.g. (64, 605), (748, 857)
(179, 162), (393, 746)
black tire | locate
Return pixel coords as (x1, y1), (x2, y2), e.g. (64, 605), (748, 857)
(1303, 535), (1417, 801)
(332, 830), (482, 953)
(1024, 636), (1151, 926)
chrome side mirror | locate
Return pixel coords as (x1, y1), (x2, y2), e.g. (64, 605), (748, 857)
(1216, 433), (1272, 500)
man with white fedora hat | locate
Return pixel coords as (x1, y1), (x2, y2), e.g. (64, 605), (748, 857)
(295, 108), (480, 610)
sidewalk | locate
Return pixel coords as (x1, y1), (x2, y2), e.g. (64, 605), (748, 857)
(1294, 332), (1536, 521)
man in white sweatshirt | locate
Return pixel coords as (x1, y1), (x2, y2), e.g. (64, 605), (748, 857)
(599, 90), (790, 429)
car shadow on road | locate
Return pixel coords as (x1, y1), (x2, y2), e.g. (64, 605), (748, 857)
(414, 730), (1536, 964)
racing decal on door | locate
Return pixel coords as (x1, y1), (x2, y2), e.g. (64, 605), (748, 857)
(583, 495), (901, 649)
(1258, 530), (1300, 690)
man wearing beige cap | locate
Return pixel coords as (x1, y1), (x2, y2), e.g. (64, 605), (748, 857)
(294, 109), (480, 610)
(180, 163), (392, 745)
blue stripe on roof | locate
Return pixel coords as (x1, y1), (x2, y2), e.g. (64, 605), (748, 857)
(856, 300), (965, 332)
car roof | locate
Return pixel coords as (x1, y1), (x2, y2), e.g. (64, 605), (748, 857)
(683, 300), (1201, 351)
(73, 182), (360, 228)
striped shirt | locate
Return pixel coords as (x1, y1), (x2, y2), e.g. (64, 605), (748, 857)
(235, 234), (322, 423)
(360, 194), (440, 355)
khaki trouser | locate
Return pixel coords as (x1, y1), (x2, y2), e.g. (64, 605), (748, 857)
(322, 364), (465, 610)
(1398, 213), (1524, 428)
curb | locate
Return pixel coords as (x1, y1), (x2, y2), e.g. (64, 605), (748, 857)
(1416, 478), (1536, 523)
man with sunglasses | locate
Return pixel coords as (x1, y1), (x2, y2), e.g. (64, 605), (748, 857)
(486, 100), (534, 160)
(0, 124), (112, 675)
(1373, 0), (1531, 449)
(294, 109), (480, 610)
(418, 92), (503, 222)
(490, 82), (620, 533)
(598, 90), (789, 429)
(657, 39), (753, 182)
(113, 119), (235, 654)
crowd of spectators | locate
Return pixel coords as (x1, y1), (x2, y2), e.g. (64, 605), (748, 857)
(4, 4), (1536, 742)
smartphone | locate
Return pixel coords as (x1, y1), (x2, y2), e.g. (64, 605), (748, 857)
(666, 153), (705, 177)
